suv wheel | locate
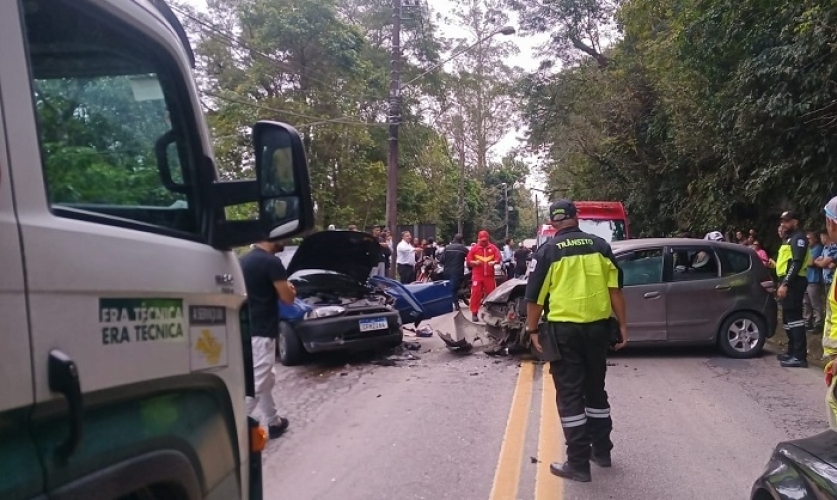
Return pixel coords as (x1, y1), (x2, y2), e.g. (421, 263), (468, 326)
(278, 322), (306, 366)
(718, 312), (766, 358)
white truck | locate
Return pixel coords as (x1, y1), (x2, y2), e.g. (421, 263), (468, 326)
(0, 0), (313, 498)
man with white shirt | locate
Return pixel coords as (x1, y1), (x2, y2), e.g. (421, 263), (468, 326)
(397, 231), (417, 283)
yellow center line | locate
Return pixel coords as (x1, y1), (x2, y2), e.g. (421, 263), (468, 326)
(488, 360), (535, 500)
(535, 363), (564, 499)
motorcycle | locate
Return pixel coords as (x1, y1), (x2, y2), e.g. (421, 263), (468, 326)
(416, 255), (443, 282)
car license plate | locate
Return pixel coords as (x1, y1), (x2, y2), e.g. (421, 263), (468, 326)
(359, 318), (388, 332)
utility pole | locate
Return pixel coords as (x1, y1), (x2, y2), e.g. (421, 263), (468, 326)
(534, 193), (539, 230)
(386, 0), (402, 278)
(456, 109), (466, 235)
(504, 183), (509, 239)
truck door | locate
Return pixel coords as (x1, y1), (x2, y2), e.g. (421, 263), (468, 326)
(5, 1), (246, 497)
(0, 6), (44, 496)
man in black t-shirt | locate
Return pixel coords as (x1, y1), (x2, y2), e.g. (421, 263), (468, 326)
(240, 241), (297, 438)
(514, 243), (532, 278)
(440, 234), (468, 311)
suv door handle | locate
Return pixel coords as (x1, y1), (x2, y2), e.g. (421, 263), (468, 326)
(48, 350), (83, 462)
(715, 284), (731, 291)
(643, 292), (661, 299)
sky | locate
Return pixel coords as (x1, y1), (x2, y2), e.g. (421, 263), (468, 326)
(182, 0), (548, 189)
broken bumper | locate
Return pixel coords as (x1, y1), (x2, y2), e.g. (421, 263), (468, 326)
(295, 311), (403, 353)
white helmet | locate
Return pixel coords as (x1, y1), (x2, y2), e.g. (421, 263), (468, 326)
(704, 231), (724, 242)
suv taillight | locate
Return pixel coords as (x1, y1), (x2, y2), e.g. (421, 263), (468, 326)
(760, 278), (775, 293)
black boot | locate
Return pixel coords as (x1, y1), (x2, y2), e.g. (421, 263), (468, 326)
(268, 417), (290, 439)
(786, 327), (808, 367)
(590, 453), (612, 468)
(549, 462), (591, 482)
(776, 352), (792, 361)
(780, 357), (808, 368)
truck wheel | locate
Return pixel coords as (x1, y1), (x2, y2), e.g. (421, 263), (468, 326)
(278, 322), (306, 366)
(718, 312), (765, 359)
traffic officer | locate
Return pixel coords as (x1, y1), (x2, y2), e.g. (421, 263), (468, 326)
(776, 210), (812, 368)
(524, 200), (628, 483)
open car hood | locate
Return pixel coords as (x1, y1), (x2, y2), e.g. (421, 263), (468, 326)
(287, 230), (380, 284)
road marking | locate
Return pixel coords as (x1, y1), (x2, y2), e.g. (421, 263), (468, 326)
(535, 363), (564, 499)
(488, 360), (535, 500)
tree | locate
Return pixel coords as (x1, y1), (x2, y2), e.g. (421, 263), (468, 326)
(183, 0), (462, 230)
(517, 0), (837, 246)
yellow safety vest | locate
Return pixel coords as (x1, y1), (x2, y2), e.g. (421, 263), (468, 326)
(776, 241), (811, 277)
(825, 279), (837, 356)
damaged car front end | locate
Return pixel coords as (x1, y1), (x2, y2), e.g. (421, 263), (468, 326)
(277, 230), (424, 365)
(479, 277), (532, 353)
(435, 277), (533, 355)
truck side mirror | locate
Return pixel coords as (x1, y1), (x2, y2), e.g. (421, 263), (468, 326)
(253, 121), (313, 240)
(207, 121), (313, 250)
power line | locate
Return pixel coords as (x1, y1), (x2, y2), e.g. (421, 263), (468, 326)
(171, 5), (388, 103)
(202, 90), (382, 128)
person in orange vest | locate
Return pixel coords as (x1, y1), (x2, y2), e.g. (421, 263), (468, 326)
(466, 230), (502, 322)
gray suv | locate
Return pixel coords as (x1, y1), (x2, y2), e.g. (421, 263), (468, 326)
(613, 238), (778, 357)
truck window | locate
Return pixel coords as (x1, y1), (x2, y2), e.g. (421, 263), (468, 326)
(22, 0), (201, 237)
(578, 219), (626, 242)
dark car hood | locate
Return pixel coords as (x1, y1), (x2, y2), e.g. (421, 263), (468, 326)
(287, 230), (380, 284)
(784, 430), (837, 471)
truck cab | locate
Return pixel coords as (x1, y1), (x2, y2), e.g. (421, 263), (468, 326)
(0, 0), (313, 498)
(536, 201), (630, 247)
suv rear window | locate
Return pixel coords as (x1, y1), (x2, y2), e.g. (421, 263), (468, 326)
(718, 248), (752, 276)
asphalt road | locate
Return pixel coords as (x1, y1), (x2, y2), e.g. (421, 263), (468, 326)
(260, 312), (830, 500)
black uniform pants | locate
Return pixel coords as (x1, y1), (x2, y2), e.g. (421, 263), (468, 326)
(397, 264), (414, 284)
(548, 320), (612, 470)
(445, 272), (462, 310)
(781, 277), (808, 360)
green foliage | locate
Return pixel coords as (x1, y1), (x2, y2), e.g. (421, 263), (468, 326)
(520, 0), (837, 246)
(180, 0), (525, 237)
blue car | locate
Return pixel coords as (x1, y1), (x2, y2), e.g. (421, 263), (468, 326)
(276, 230), (452, 365)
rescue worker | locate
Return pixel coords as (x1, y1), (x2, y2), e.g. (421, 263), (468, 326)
(240, 240), (297, 438)
(525, 200), (628, 483)
(776, 210), (811, 368)
(821, 198), (837, 361)
(466, 230), (501, 322)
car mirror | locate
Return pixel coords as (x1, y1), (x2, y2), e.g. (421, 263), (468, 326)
(253, 121), (314, 240)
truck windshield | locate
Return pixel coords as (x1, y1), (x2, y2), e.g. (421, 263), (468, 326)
(23, 0), (199, 235)
(578, 219), (627, 242)
(537, 219), (626, 247)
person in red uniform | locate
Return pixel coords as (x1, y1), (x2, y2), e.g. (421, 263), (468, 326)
(467, 230), (502, 322)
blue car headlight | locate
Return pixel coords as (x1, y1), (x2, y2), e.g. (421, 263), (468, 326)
(305, 306), (345, 319)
